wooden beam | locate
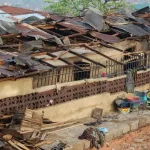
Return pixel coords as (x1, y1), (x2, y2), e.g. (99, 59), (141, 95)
(60, 33), (84, 39)
(99, 42), (123, 52)
(32, 52), (47, 57)
(83, 44), (124, 65)
(35, 58), (57, 69)
(68, 50), (106, 68)
(0, 44), (22, 48)
(48, 53), (84, 71)
(1, 34), (20, 38)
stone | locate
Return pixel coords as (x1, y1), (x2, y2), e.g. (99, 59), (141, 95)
(134, 138), (143, 143)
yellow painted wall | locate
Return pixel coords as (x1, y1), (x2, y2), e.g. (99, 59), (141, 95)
(0, 78), (33, 99)
(37, 83), (150, 122)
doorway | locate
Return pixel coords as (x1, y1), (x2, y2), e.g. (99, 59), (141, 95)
(74, 61), (90, 81)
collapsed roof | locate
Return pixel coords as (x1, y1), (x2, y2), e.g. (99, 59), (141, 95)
(0, 5), (149, 79)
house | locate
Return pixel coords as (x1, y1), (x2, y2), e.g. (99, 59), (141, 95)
(0, 5), (149, 122)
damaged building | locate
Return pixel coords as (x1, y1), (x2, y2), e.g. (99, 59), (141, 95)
(0, 5), (149, 123)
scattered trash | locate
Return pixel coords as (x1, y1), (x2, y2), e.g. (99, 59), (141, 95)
(98, 127), (108, 134)
(39, 140), (66, 150)
(114, 90), (149, 114)
(79, 127), (105, 149)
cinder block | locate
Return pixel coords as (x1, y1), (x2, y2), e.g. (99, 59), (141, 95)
(143, 115), (150, 125)
(105, 132), (115, 142)
(128, 120), (139, 131)
(121, 124), (130, 134)
(138, 117), (146, 127)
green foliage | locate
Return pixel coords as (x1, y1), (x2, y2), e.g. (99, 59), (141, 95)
(44, 0), (132, 16)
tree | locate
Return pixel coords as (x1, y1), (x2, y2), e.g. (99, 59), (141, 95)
(44, 0), (132, 16)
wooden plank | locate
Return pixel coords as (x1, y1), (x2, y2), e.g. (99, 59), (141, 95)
(12, 139), (30, 150)
(35, 140), (53, 147)
(8, 140), (23, 150)
(32, 52), (47, 57)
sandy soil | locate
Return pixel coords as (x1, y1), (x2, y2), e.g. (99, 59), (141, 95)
(100, 126), (150, 150)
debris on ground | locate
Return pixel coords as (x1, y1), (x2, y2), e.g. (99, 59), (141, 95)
(0, 108), (65, 150)
(79, 127), (105, 149)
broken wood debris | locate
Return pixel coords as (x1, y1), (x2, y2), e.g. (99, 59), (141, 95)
(0, 108), (69, 150)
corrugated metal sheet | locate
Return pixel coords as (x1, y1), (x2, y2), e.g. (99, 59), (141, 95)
(90, 31), (121, 43)
(83, 8), (104, 32)
(105, 16), (129, 25)
(0, 5), (48, 17)
(14, 13), (45, 20)
(112, 24), (149, 36)
(132, 6), (150, 16)
(71, 21), (93, 30)
(58, 21), (87, 34)
(0, 5), (33, 15)
(0, 20), (19, 35)
(0, 10), (16, 22)
(16, 23), (54, 39)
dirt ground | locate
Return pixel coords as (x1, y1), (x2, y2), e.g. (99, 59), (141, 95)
(100, 126), (150, 150)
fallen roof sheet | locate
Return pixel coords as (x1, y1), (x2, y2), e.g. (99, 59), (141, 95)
(105, 16), (129, 26)
(0, 10), (16, 22)
(90, 31), (121, 43)
(20, 40), (43, 52)
(132, 6), (150, 16)
(0, 20), (19, 35)
(58, 21), (87, 34)
(83, 8), (104, 32)
(71, 21), (93, 30)
(16, 23), (63, 45)
(119, 8), (135, 19)
(14, 13), (45, 21)
(0, 5), (49, 17)
(112, 24), (150, 37)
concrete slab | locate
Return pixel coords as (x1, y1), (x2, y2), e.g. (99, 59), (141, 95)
(45, 111), (150, 150)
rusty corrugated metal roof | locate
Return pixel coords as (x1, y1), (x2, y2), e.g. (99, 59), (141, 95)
(0, 5), (48, 17)
(90, 31), (121, 43)
(58, 21), (87, 34)
(112, 24), (150, 37)
(16, 23), (54, 39)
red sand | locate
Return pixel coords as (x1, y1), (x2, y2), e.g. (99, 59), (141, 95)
(100, 126), (150, 150)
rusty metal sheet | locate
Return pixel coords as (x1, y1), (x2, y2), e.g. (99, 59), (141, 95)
(0, 20), (19, 35)
(58, 21), (87, 34)
(83, 8), (104, 32)
(16, 23), (54, 39)
(112, 24), (150, 36)
(0, 68), (20, 77)
(132, 6), (150, 16)
(90, 31), (121, 43)
(0, 5), (48, 17)
(105, 16), (129, 26)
